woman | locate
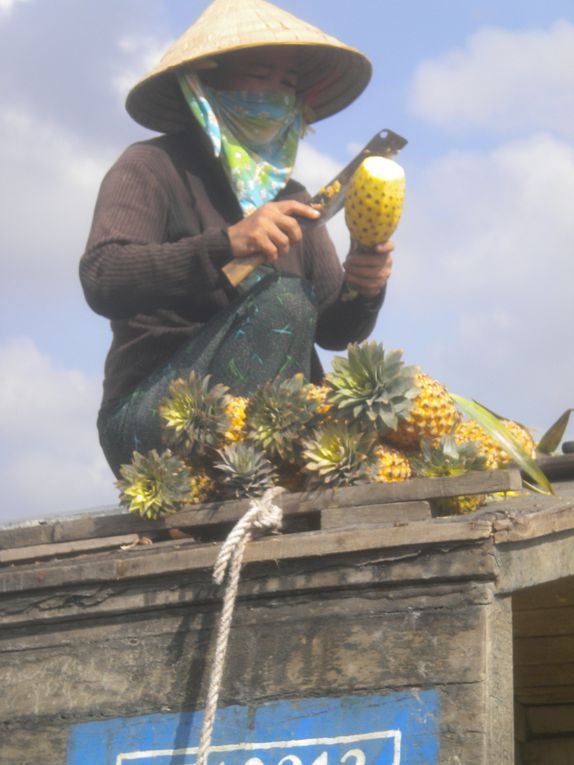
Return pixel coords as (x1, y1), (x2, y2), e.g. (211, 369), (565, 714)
(80, 0), (394, 476)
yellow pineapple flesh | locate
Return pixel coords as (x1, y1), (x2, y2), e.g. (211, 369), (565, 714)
(344, 156), (405, 247)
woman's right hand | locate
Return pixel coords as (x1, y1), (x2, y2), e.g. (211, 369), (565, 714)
(227, 200), (321, 262)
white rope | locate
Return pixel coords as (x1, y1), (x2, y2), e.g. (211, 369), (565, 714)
(196, 487), (284, 765)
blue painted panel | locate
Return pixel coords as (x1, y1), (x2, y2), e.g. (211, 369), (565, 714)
(67, 690), (439, 765)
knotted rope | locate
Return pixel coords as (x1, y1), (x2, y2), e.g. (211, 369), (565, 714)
(196, 487), (284, 765)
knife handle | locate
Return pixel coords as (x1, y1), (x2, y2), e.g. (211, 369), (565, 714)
(222, 214), (321, 287)
(222, 254), (266, 286)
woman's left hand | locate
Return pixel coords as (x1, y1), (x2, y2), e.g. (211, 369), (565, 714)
(343, 241), (394, 298)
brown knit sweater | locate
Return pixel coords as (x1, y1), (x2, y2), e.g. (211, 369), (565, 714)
(80, 127), (384, 404)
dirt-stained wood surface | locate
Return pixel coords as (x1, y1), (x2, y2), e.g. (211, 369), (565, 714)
(1, 467), (574, 765)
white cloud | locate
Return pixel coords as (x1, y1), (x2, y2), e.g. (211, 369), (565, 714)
(0, 1), (167, 144)
(113, 34), (173, 100)
(0, 2), (171, 302)
(0, 106), (113, 296)
(397, 133), (574, 301)
(378, 133), (574, 437)
(409, 20), (574, 138)
(0, 0), (29, 16)
(0, 338), (117, 522)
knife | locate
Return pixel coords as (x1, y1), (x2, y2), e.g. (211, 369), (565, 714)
(222, 128), (408, 287)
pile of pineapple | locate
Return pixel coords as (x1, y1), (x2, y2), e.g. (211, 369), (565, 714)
(117, 340), (537, 520)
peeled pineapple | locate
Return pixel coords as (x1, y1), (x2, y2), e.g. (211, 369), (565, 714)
(345, 156), (406, 247)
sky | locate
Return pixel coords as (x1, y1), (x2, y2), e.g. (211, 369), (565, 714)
(1, 0), (573, 524)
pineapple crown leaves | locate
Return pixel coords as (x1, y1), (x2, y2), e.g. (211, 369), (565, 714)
(411, 435), (487, 478)
(302, 421), (377, 488)
(214, 441), (276, 499)
(245, 374), (321, 464)
(116, 449), (192, 519)
(159, 371), (232, 458)
(325, 341), (418, 434)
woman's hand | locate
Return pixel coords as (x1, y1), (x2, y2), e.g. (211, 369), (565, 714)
(343, 241), (394, 298)
(228, 201), (320, 262)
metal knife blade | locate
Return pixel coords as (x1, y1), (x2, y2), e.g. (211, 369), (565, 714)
(302, 128), (408, 230)
(222, 128), (408, 287)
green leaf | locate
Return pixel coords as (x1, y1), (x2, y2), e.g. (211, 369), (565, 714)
(537, 409), (573, 455)
(452, 394), (554, 496)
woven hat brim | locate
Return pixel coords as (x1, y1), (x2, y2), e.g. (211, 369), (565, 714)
(126, 42), (371, 133)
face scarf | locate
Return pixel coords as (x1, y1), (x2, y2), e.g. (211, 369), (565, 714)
(178, 70), (306, 215)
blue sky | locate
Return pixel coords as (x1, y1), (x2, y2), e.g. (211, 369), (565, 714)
(1, 0), (573, 523)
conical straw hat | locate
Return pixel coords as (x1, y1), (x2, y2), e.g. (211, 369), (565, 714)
(126, 0), (372, 133)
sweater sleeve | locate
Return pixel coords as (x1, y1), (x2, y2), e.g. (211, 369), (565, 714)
(79, 148), (235, 321)
(302, 213), (386, 350)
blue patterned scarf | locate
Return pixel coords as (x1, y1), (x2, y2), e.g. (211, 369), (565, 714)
(178, 70), (306, 215)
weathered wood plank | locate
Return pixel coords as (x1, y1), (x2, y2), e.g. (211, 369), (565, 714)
(0, 520), (494, 596)
(522, 738), (574, 764)
(536, 453), (574, 481)
(514, 661), (574, 689)
(0, 594), (489, 723)
(494, 530), (574, 593)
(515, 684), (574, 705)
(0, 511), (161, 551)
(513, 605), (574, 638)
(320, 501), (431, 529)
(0, 470), (521, 551)
(493, 504), (574, 543)
(0, 550), (496, 629)
(485, 595), (514, 764)
(0, 534), (140, 564)
(526, 703), (574, 735)
(514, 635), (574, 666)
(514, 701), (528, 745)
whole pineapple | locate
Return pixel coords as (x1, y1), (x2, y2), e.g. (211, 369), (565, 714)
(325, 341), (418, 436)
(117, 449), (192, 519)
(302, 422), (376, 489)
(372, 444), (412, 483)
(214, 442), (276, 499)
(411, 436), (488, 515)
(245, 374), (320, 465)
(159, 371), (231, 460)
(454, 418), (536, 470)
(384, 370), (460, 450)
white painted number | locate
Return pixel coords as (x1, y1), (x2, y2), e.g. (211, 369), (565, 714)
(341, 750), (366, 765)
(216, 747), (368, 765)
